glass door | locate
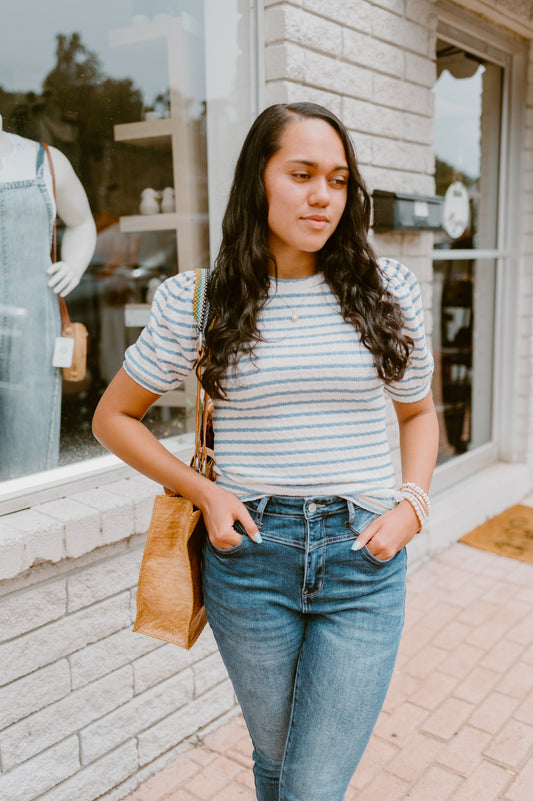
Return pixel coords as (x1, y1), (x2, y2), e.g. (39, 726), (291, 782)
(432, 39), (503, 465)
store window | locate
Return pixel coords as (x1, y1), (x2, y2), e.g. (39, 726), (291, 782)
(0, 0), (254, 483)
(432, 39), (503, 464)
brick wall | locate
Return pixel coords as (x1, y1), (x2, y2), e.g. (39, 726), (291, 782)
(264, 0), (437, 195)
(0, 473), (237, 801)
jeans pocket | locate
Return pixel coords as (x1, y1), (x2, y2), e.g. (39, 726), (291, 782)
(208, 519), (247, 555)
(208, 536), (247, 555)
(360, 545), (394, 567)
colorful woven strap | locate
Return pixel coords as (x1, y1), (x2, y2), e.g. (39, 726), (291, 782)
(193, 268), (209, 330)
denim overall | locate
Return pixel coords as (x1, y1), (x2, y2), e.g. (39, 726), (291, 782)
(0, 143), (61, 479)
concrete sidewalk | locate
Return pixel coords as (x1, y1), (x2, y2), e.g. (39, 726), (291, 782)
(123, 508), (533, 801)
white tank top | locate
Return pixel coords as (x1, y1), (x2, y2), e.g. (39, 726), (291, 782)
(0, 133), (56, 215)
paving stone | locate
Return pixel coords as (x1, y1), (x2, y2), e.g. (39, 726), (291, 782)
(421, 697), (475, 741)
(456, 597), (499, 627)
(386, 732), (444, 782)
(468, 692), (520, 734)
(203, 718), (249, 755)
(506, 613), (533, 646)
(483, 719), (533, 770)
(446, 759), (512, 801)
(436, 726), (493, 777)
(184, 754), (239, 800)
(480, 639), (525, 673)
(422, 602), (461, 631)
(394, 764), (461, 801)
(398, 623), (435, 658)
(439, 642), (485, 679)
(513, 687), (533, 725)
(504, 756), (533, 801)
(453, 666), (501, 704)
(496, 660), (533, 699)
(431, 619), (473, 650)
(404, 672), (456, 714)
(350, 771), (409, 801)
(403, 643), (449, 679)
(374, 701), (430, 745)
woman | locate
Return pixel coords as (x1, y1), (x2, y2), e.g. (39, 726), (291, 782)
(93, 102), (438, 801)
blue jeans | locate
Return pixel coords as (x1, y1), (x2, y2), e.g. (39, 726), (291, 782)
(202, 496), (407, 801)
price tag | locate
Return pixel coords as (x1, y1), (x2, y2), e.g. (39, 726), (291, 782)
(52, 336), (75, 368)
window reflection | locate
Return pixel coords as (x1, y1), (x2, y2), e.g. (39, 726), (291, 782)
(432, 41), (501, 464)
(433, 43), (501, 251)
(0, 1), (253, 480)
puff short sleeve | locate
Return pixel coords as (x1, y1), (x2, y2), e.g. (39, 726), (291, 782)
(123, 271), (198, 394)
(379, 257), (434, 403)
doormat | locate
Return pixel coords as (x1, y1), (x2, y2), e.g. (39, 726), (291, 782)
(460, 504), (533, 564)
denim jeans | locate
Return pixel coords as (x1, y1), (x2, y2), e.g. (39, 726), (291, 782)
(202, 495), (407, 801)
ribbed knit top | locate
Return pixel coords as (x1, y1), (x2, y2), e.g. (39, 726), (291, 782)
(124, 258), (433, 512)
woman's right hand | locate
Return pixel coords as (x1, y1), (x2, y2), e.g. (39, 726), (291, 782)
(200, 484), (262, 549)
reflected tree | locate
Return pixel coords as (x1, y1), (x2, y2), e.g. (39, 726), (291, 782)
(0, 32), (144, 213)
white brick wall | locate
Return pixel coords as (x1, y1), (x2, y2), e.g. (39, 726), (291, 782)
(0, 477), (237, 801)
(264, 0), (437, 197)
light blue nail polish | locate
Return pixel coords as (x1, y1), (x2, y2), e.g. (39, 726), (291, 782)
(254, 532), (263, 544)
(351, 540), (363, 551)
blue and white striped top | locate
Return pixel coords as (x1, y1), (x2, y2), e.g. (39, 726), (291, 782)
(124, 258), (433, 512)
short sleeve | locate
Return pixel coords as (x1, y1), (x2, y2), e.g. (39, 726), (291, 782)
(379, 258), (434, 403)
(123, 271), (198, 394)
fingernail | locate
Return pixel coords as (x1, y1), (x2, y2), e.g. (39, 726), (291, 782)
(351, 540), (363, 551)
(254, 532), (263, 544)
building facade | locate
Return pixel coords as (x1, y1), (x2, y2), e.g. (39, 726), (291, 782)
(0, 1), (532, 799)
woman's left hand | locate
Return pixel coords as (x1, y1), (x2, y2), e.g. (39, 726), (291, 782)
(353, 500), (420, 560)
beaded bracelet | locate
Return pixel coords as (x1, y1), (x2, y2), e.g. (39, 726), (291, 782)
(401, 493), (426, 532)
(398, 482), (431, 532)
(399, 482), (431, 515)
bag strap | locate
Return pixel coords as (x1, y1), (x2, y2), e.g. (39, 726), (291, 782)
(164, 268), (212, 493)
(42, 142), (70, 332)
(192, 268), (212, 476)
(192, 267), (210, 344)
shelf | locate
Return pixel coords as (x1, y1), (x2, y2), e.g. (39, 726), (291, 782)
(108, 17), (180, 47)
(114, 119), (172, 148)
(120, 213), (178, 233)
(119, 213), (209, 234)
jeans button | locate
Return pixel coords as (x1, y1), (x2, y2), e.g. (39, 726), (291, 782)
(308, 502), (317, 514)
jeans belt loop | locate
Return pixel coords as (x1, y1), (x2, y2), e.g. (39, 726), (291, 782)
(346, 499), (356, 527)
(254, 496), (269, 527)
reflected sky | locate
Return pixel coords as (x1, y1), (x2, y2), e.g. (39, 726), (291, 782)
(432, 67), (483, 179)
(0, 1), (238, 112)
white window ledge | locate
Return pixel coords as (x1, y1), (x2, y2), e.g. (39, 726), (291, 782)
(0, 433), (195, 517)
(0, 435), (195, 582)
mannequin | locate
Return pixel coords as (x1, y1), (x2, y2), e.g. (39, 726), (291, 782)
(0, 114), (96, 479)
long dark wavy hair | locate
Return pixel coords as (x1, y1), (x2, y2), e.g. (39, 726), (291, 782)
(198, 102), (412, 399)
